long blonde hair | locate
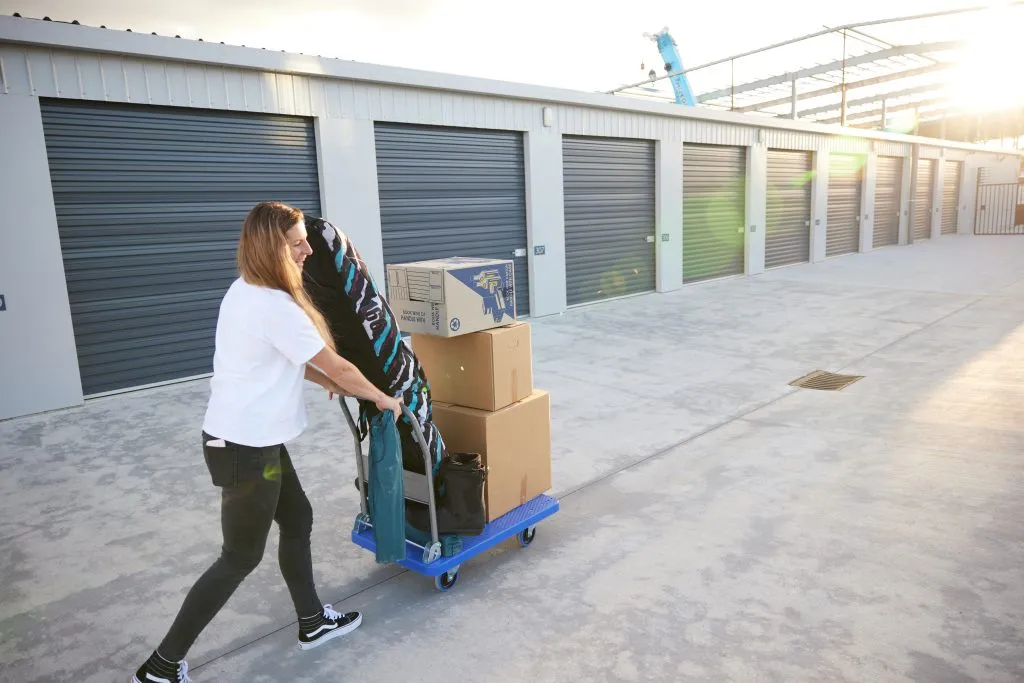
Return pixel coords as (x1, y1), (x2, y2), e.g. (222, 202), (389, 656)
(238, 201), (336, 352)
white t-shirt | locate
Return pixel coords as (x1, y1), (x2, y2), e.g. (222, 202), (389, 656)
(202, 278), (326, 447)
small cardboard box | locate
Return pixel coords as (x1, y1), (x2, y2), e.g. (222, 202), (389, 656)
(431, 391), (551, 522)
(412, 322), (533, 411)
(386, 257), (516, 337)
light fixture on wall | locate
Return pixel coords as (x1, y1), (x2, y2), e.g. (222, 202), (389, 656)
(757, 129), (765, 144)
(542, 107), (553, 127)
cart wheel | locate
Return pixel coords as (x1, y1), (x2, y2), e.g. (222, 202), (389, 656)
(423, 542), (442, 565)
(518, 526), (537, 548)
(435, 570), (458, 592)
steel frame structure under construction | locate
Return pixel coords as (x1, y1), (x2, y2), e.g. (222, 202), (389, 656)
(611, 3), (1024, 146)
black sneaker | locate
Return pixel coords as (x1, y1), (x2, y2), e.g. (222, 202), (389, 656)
(297, 604), (363, 651)
(131, 653), (190, 683)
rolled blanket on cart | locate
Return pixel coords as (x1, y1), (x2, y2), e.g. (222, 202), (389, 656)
(301, 217), (446, 478)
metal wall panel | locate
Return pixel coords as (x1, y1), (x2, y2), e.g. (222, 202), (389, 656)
(39, 99), (321, 395)
(0, 44), (1009, 171)
(874, 156), (903, 247)
(681, 120), (757, 147)
(764, 130), (821, 152)
(374, 123), (530, 316)
(875, 142), (911, 157)
(826, 154), (864, 257)
(941, 160), (962, 235)
(913, 158), (936, 240)
(682, 144), (746, 282)
(765, 149), (813, 268)
(562, 136), (656, 305)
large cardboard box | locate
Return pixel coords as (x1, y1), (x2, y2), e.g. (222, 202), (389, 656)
(386, 257), (516, 337)
(431, 391), (551, 522)
(412, 322), (533, 411)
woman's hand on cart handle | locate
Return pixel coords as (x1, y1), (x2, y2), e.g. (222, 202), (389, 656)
(375, 394), (403, 420)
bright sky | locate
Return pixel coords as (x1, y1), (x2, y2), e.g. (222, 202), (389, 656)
(1, 0), (988, 93)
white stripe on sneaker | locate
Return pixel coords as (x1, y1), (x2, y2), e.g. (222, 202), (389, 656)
(145, 674), (171, 683)
(303, 622), (339, 638)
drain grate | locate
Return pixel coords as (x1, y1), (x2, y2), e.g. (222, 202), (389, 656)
(789, 370), (864, 391)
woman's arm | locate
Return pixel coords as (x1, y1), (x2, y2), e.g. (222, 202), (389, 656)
(304, 364), (342, 393)
(308, 347), (402, 417)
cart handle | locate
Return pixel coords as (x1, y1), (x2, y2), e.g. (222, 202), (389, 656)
(337, 397), (440, 549)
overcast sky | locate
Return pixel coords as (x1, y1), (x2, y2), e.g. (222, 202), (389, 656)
(0, 0), (1001, 96)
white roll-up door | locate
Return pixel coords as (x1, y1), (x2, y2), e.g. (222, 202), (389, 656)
(766, 150), (812, 268)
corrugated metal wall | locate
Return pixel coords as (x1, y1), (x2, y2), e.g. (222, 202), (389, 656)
(941, 160), (962, 235)
(826, 154), (864, 257)
(562, 136), (656, 305)
(0, 44), (992, 163)
(913, 159), (936, 241)
(682, 144), (746, 283)
(874, 156), (903, 248)
(373, 123), (530, 316)
(39, 99), (321, 395)
(765, 150), (813, 268)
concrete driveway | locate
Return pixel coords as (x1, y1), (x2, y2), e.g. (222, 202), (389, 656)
(2, 235), (1022, 682)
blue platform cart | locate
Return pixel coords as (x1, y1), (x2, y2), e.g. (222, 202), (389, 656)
(339, 400), (559, 591)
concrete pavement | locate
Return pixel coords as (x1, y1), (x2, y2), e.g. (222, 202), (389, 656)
(1, 235), (1022, 682)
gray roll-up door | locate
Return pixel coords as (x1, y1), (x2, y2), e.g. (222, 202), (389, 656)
(39, 100), (321, 396)
(941, 160), (962, 235)
(374, 123), (529, 316)
(913, 159), (936, 241)
(562, 136), (656, 305)
(826, 154), (863, 257)
(766, 150), (812, 268)
(682, 144), (746, 283)
(874, 156), (903, 248)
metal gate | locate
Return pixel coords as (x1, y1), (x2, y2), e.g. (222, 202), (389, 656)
(766, 150), (812, 268)
(826, 154), (863, 257)
(941, 160), (962, 235)
(39, 100), (321, 396)
(974, 184), (1024, 235)
(682, 144), (746, 283)
(912, 159), (935, 241)
(562, 136), (656, 305)
(374, 123), (529, 316)
(874, 156), (902, 248)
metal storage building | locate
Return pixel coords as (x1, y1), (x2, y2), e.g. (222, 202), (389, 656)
(0, 15), (1020, 420)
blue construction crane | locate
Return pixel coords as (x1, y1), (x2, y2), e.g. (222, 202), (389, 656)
(644, 27), (695, 106)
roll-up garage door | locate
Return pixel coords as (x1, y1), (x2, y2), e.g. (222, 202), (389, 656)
(39, 100), (321, 396)
(941, 160), (962, 235)
(766, 150), (812, 268)
(562, 136), (656, 305)
(874, 156), (903, 248)
(913, 159), (936, 241)
(826, 154), (863, 257)
(374, 123), (529, 316)
(682, 144), (746, 283)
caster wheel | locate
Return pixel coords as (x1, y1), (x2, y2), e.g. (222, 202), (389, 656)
(518, 526), (536, 548)
(435, 570), (458, 592)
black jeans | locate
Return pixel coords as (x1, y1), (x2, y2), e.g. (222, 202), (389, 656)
(157, 434), (322, 661)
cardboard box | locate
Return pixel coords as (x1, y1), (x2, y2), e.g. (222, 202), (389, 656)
(412, 322), (533, 411)
(386, 257), (516, 337)
(431, 391), (551, 522)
